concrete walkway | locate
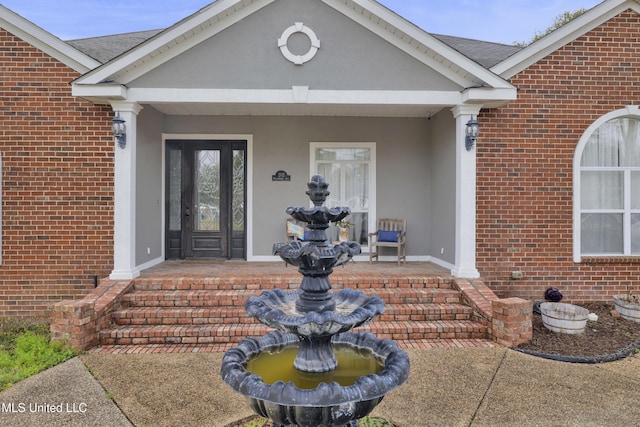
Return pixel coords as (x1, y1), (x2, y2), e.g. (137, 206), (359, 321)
(0, 348), (638, 426)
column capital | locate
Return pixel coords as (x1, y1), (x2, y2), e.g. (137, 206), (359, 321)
(451, 104), (482, 118)
(110, 101), (143, 115)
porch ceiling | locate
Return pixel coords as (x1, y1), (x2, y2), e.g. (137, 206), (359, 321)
(148, 101), (447, 117)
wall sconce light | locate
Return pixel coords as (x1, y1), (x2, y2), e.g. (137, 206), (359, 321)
(465, 116), (479, 151)
(112, 112), (126, 149)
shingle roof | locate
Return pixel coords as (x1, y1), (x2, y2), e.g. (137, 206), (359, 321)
(430, 34), (522, 68)
(66, 29), (521, 70)
(66, 29), (163, 64)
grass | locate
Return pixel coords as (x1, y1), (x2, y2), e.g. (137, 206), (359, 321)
(229, 415), (397, 426)
(0, 319), (77, 391)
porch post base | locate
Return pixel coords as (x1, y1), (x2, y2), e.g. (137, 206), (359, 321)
(451, 266), (480, 279)
(109, 268), (140, 280)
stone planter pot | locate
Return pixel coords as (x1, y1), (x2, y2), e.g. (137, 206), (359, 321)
(539, 302), (589, 334)
(339, 227), (350, 242)
(613, 295), (640, 323)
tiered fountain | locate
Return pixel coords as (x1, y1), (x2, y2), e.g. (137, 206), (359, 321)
(221, 175), (409, 427)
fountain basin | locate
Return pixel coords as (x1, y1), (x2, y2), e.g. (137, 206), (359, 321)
(246, 288), (385, 372)
(273, 240), (361, 271)
(246, 288), (384, 335)
(221, 330), (410, 427)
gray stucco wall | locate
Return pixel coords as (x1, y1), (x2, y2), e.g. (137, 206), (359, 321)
(131, 0), (461, 91)
(135, 106), (164, 265)
(162, 114), (432, 257)
(428, 109), (456, 264)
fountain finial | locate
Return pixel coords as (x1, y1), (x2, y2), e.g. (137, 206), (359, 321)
(306, 175), (330, 207)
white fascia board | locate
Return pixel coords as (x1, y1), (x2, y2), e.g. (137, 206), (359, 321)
(126, 87), (464, 106)
(75, 0), (275, 85)
(492, 0), (637, 78)
(0, 5), (100, 73)
(326, 0), (514, 90)
(462, 87), (518, 106)
(72, 84), (128, 102)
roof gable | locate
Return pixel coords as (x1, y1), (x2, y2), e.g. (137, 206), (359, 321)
(74, 0), (512, 91)
(128, 0), (461, 92)
(0, 5), (100, 73)
(492, 0), (640, 78)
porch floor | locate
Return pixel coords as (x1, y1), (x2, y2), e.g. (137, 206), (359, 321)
(138, 259), (451, 279)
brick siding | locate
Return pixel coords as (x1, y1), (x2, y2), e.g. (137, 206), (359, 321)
(477, 10), (640, 303)
(0, 29), (114, 318)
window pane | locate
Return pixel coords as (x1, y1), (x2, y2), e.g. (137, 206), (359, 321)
(345, 163), (369, 211)
(632, 171), (640, 210)
(581, 119), (624, 167)
(581, 213), (623, 254)
(633, 214), (640, 254)
(316, 148), (370, 161)
(317, 162), (341, 207)
(581, 171), (623, 209)
(622, 117), (640, 167)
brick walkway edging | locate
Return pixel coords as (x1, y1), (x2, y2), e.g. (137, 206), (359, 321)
(50, 279), (134, 350)
(453, 278), (532, 347)
(51, 277), (532, 351)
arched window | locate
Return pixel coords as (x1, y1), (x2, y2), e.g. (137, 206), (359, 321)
(574, 106), (640, 261)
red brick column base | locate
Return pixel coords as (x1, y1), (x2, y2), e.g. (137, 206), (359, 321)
(50, 279), (133, 351)
(491, 298), (533, 348)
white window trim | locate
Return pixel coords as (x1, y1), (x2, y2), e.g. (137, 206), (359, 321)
(310, 142), (376, 251)
(573, 105), (640, 262)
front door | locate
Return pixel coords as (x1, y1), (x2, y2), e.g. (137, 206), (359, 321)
(166, 140), (246, 259)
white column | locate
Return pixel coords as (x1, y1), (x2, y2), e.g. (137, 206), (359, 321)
(451, 105), (481, 278)
(109, 102), (143, 280)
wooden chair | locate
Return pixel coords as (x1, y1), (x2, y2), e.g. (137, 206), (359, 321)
(368, 218), (407, 265)
(285, 219), (307, 242)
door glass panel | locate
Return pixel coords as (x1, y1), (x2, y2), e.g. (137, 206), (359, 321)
(168, 149), (182, 232)
(232, 149), (245, 232)
(195, 150), (220, 231)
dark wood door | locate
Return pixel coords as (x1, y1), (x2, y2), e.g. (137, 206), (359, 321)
(166, 140), (246, 259)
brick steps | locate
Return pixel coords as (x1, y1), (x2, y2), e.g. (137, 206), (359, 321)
(131, 275), (453, 292)
(97, 274), (490, 348)
(98, 320), (487, 346)
(120, 288), (462, 308)
(112, 303), (473, 326)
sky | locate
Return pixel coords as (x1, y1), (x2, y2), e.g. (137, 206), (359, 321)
(0, 0), (604, 45)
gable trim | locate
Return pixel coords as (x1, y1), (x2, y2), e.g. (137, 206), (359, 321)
(75, 0), (276, 85)
(326, 0), (514, 90)
(0, 5), (100, 73)
(492, 0), (640, 79)
(75, 0), (514, 94)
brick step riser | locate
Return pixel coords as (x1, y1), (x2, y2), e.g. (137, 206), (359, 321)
(131, 279), (454, 292)
(112, 304), (474, 326)
(98, 322), (487, 346)
(120, 289), (462, 308)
